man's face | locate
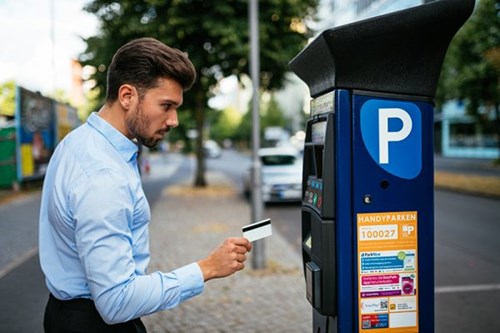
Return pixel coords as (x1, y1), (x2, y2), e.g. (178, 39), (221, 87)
(125, 77), (183, 148)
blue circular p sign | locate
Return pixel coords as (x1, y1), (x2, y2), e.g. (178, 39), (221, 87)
(360, 99), (422, 179)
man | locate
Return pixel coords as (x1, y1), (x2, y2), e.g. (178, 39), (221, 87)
(39, 37), (252, 333)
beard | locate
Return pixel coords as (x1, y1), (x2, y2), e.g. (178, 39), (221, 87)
(125, 103), (167, 148)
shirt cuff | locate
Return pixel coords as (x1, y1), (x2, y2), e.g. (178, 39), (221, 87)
(174, 262), (205, 301)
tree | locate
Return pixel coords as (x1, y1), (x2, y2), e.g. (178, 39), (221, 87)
(235, 106), (253, 149)
(209, 106), (242, 143)
(261, 94), (288, 130)
(80, 0), (318, 186)
(436, 0), (500, 158)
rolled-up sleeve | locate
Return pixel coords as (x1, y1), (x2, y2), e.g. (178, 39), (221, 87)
(71, 169), (204, 324)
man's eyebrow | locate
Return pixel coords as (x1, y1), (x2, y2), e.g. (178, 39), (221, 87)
(160, 98), (182, 107)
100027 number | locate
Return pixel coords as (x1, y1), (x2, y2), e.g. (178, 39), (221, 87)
(359, 225), (398, 241)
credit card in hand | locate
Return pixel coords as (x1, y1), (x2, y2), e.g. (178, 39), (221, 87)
(242, 218), (272, 242)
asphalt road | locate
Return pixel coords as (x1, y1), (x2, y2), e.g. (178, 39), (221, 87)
(0, 150), (499, 332)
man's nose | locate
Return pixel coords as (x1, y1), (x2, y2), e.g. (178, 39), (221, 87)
(165, 111), (178, 128)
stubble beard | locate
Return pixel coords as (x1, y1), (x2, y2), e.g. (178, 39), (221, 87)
(126, 104), (163, 148)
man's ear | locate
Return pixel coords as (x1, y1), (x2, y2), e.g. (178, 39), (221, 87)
(118, 84), (136, 110)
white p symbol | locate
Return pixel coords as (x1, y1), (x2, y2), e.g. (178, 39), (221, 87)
(378, 108), (413, 164)
(403, 225), (415, 234)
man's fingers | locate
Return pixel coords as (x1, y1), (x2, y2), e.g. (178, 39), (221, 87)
(234, 245), (249, 254)
(244, 242), (253, 252)
(228, 237), (252, 252)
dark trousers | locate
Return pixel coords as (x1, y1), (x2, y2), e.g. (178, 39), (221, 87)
(44, 294), (147, 333)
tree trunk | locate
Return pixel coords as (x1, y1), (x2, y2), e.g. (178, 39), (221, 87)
(193, 88), (207, 187)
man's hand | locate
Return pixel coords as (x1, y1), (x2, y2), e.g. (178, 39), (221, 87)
(197, 237), (252, 282)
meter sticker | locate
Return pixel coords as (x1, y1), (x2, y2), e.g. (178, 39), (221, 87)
(360, 250), (415, 274)
(359, 224), (398, 241)
(362, 314), (389, 329)
(311, 91), (334, 116)
(389, 296), (417, 312)
(360, 273), (405, 297)
(361, 298), (389, 314)
(359, 271), (417, 298)
(357, 211), (419, 333)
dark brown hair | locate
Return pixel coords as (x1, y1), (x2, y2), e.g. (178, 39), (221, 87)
(105, 37), (196, 103)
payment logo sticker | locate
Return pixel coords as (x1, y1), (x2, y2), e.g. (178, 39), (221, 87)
(360, 99), (422, 179)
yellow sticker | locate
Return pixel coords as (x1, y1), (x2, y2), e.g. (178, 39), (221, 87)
(357, 211), (419, 333)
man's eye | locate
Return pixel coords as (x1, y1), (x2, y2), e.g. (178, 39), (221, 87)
(163, 104), (173, 111)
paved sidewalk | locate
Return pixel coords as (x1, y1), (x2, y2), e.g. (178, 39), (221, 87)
(434, 156), (500, 198)
(434, 155), (500, 177)
(143, 171), (312, 332)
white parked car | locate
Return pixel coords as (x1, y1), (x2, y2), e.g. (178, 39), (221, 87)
(203, 140), (222, 158)
(243, 147), (303, 203)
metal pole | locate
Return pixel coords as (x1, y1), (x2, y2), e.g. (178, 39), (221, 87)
(249, 0), (265, 269)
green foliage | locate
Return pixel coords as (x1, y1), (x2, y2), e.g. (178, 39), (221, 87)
(81, 0), (318, 103)
(209, 107), (242, 143)
(46, 89), (71, 105)
(261, 95), (288, 130)
(437, 0), (500, 114)
(80, 87), (103, 120)
(234, 94), (289, 147)
(0, 81), (16, 117)
(436, 0), (500, 158)
(80, 0), (318, 185)
(166, 108), (196, 152)
(235, 106), (253, 147)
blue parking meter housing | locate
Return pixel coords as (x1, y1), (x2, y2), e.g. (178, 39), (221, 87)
(290, 1), (475, 332)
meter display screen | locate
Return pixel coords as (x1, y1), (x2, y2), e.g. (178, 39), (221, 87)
(312, 121), (327, 144)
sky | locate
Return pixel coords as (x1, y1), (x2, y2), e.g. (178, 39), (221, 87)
(0, 0), (97, 95)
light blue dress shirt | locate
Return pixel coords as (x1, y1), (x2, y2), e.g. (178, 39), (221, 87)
(39, 112), (204, 324)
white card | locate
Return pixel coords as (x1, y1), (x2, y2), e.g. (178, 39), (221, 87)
(242, 218), (272, 242)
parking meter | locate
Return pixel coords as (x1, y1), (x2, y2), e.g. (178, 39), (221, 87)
(289, 1), (475, 332)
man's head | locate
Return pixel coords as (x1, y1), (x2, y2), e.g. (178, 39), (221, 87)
(105, 37), (196, 103)
(104, 38), (196, 148)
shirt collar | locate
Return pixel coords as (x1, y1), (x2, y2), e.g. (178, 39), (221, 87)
(87, 112), (138, 163)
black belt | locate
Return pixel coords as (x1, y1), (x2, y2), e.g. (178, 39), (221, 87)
(46, 294), (147, 333)
(49, 293), (97, 311)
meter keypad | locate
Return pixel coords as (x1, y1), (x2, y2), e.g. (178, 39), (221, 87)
(304, 177), (323, 210)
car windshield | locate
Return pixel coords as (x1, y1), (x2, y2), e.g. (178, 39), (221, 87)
(261, 154), (296, 166)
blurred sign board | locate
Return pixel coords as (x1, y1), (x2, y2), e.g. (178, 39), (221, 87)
(55, 102), (80, 142)
(15, 87), (80, 181)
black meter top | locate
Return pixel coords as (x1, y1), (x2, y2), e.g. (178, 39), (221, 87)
(289, 0), (475, 99)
